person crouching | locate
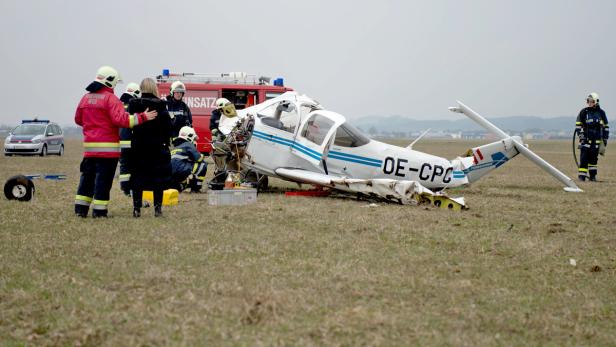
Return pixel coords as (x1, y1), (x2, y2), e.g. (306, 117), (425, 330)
(171, 126), (207, 193)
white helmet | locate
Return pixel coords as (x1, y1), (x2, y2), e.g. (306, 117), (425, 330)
(587, 92), (600, 104)
(94, 65), (121, 89)
(170, 81), (186, 94)
(215, 97), (230, 109)
(125, 82), (141, 98)
(178, 126), (198, 143)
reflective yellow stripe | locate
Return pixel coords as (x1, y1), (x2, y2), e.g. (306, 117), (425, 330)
(576, 122), (582, 125)
(171, 149), (182, 155)
(92, 199), (109, 210)
(129, 114), (137, 128)
(83, 142), (120, 148)
(578, 168), (588, 172)
(197, 154), (204, 163)
(120, 140), (131, 148)
(119, 174), (131, 182)
(75, 195), (92, 202)
(75, 195), (92, 206)
(588, 164), (597, 167)
(192, 163), (199, 173)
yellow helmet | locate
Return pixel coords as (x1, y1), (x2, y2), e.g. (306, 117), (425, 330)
(125, 82), (141, 98)
(221, 102), (237, 118)
(170, 81), (186, 94)
(94, 66), (121, 89)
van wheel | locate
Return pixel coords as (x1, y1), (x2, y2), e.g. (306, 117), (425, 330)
(4, 175), (35, 201)
(40, 145), (47, 157)
(58, 145), (64, 156)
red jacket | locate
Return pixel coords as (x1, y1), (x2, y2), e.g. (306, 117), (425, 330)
(75, 86), (148, 158)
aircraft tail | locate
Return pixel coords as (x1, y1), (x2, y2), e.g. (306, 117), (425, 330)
(449, 101), (582, 192)
(451, 137), (521, 184)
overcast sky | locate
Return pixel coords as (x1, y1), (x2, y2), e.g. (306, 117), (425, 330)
(1, 0), (614, 126)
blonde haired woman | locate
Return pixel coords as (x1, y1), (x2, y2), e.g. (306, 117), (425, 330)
(127, 78), (172, 217)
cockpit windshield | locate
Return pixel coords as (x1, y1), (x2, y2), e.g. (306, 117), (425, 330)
(333, 123), (370, 147)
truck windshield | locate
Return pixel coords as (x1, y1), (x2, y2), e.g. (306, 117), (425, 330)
(12, 124), (46, 135)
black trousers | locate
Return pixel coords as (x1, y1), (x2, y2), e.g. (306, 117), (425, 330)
(75, 157), (118, 217)
(132, 189), (163, 209)
(119, 148), (132, 193)
(579, 143), (599, 179)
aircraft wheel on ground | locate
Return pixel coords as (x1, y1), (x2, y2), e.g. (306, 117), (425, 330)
(4, 175), (35, 201)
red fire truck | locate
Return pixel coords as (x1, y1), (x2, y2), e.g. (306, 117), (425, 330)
(156, 70), (293, 154)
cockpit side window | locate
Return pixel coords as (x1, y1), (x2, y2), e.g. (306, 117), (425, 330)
(258, 101), (299, 133)
(300, 114), (334, 146)
(333, 123), (371, 147)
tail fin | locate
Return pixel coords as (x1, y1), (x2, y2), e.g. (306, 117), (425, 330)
(451, 137), (521, 184)
(449, 101), (582, 192)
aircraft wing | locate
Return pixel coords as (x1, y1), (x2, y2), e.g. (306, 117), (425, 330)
(274, 168), (466, 209)
(275, 168), (335, 186)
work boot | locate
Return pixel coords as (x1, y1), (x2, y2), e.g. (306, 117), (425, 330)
(154, 205), (163, 217)
(75, 205), (89, 218)
(578, 175), (586, 182)
(589, 176), (597, 182)
(133, 208), (141, 218)
(92, 210), (108, 218)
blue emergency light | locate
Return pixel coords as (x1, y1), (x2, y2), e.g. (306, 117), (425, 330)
(273, 78), (284, 86)
(162, 69), (170, 77)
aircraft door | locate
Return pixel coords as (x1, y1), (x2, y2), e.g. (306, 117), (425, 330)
(291, 111), (345, 166)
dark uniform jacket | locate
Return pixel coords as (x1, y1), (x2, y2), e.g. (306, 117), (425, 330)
(166, 95), (192, 138)
(576, 106), (609, 145)
(127, 93), (172, 190)
(209, 109), (222, 133)
(171, 138), (204, 181)
(119, 93), (134, 147)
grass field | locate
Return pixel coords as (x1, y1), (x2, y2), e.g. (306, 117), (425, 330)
(1, 138), (615, 346)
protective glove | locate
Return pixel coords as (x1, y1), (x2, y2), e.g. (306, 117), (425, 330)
(211, 129), (219, 137)
(599, 141), (607, 156)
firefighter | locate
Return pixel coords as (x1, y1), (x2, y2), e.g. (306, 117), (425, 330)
(166, 80), (192, 139)
(576, 92), (609, 181)
(74, 66), (157, 218)
(210, 97), (229, 140)
(118, 82), (141, 196)
(211, 99), (237, 184)
(171, 126), (207, 193)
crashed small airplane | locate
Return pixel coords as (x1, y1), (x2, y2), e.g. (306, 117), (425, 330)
(214, 92), (582, 209)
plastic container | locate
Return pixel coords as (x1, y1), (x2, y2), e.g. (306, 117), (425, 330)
(208, 189), (257, 206)
(142, 189), (179, 206)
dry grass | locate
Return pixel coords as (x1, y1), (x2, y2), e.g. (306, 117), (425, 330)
(1, 138), (615, 346)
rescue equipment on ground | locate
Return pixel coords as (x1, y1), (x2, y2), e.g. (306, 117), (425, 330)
(25, 174), (66, 180)
(4, 175), (35, 201)
(142, 189), (179, 206)
(208, 188), (257, 206)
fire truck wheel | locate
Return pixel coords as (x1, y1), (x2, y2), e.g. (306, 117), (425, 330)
(4, 175), (35, 201)
(40, 145), (48, 157)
